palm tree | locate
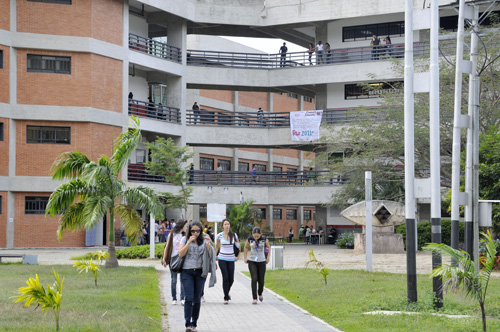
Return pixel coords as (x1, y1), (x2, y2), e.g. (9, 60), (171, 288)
(423, 231), (499, 332)
(46, 116), (164, 268)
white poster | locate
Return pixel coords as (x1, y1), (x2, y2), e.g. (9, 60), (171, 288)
(207, 203), (226, 222)
(290, 110), (323, 141)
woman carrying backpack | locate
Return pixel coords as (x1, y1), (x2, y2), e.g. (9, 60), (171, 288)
(244, 227), (271, 304)
(161, 220), (188, 305)
(215, 218), (240, 304)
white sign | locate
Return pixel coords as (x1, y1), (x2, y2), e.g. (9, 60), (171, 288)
(207, 203), (226, 222)
(290, 110), (323, 141)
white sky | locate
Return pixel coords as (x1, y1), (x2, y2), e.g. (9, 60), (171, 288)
(223, 37), (305, 54)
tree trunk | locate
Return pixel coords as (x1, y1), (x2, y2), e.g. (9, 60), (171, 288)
(105, 209), (119, 268)
(480, 301), (487, 332)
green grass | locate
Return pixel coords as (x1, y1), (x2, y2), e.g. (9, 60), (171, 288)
(0, 264), (162, 332)
(264, 269), (500, 332)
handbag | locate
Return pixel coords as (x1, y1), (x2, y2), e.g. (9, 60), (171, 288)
(169, 254), (185, 273)
(233, 242), (240, 257)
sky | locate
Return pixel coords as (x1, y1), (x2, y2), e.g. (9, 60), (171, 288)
(223, 37), (305, 54)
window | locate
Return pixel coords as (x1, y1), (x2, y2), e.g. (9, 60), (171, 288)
(273, 208), (282, 220)
(345, 81), (402, 100)
(136, 149), (146, 164)
(255, 164), (267, 172)
(199, 205), (207, 219)
(28, 0), (72, 4)
(255, 208), (266, 219)
(27, 54), (71, 74)
(218, 159), (231, 171)
(286, 209), (297, 220)
(238, 162), (249, 172)
(342, 21), (404, 42)
(0, 50), (3, 69)
(273, 166), (282, 172)
(200, 157), (214, 170)
(287, 92), (298, 99)
(303, 210), (312, 221)
(0, 196), (2, 214)
(304, 96), (313, 103)
(0, 122), (3, 141)
(25, 196), (49, 215)
(27, 126), (71, 144)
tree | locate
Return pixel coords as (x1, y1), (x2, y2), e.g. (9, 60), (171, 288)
(317, 29), (500, 209)
(423, 231), (499, 332)
(227, 200), (261, 240)
(144, 137), (195, 219)
(46, 117), (165, 268)
(479, 132), (500, 235)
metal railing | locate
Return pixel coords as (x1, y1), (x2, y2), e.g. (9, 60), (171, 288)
(128, 99), (181, 123)
(128, 166), (346, 186)
(128, 33), (181, 63)
(186, 42), (428, 69)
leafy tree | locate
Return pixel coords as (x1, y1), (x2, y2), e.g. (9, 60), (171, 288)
(46, 117), (165, 268)
(479, 132), (500, 235)
(12, 269), (64, 331)
(145, 137), (195, 220)
(227, 200), (261, 240)
(424, 231), (499, 332)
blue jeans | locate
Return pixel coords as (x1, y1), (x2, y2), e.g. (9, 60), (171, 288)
(181, 269), (206, 328)
(170, 270), (185, 301)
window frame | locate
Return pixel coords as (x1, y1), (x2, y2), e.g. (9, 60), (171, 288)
(200, 157), (214, 170)
(238, 162), (249, 172)
(0, 50), (3, 69)
(0, 122), (4, 141)
(26, 125), (71, 144)
(0, 196), (2, 214)
(199, 205), (207, 219)
(27, 0), (72, 4)
(286, 209), (297, 220)
(303, 210), (312, 221)
(218, 159), (231, 171)
(25, 196), (49, 215)
(342, 21), (404, 42)
(344, 81), (403, 100)
(27, 54), (71, 75)
(273, 208), (282, 220)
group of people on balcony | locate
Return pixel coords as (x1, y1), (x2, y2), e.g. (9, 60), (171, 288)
(306, 41), (332, 65)
(371, 34), (393, 60)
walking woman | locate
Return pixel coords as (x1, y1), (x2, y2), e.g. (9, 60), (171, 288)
(244, 227), (270, 304)
(179, 221), (216, 332)
(215, 218), (240, 304)
(161, 220), (187, 305)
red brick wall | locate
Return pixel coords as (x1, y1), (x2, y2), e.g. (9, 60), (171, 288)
(17, 50), (122, 112)
(0, 118), (8, 176)
(14, 192), (86, 247)
(16, 121), (120, 176)
(239, 91), (268, 110)
(0, 0), (9, 31)
(272, 93), (299, 113)
(0, 45), (9, 103)
(17, 0), (122, 45)
(0, 191), (6, 248)
(199, 89), (232, 103)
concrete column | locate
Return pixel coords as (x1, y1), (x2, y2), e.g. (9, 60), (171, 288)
(7, 2), (16, 246)
(315, 205), (327, 236)
(268, 148), (273, 170)
(267, 205), (273, 233)
(299, 96), (304, 111)
(267, 92), (273, 112)
(298, 206), (304, 227)
(315, 84), (327, 111)
(233, 91), (238, 112)
(167, 16), (187, 65)
(10, 0), (16, 32)
(7, 191), (14, 248)
(122, 0), (130, 182)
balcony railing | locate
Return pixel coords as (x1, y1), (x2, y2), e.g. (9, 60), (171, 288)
(128, 33), (181, 63)
(186, 42), (428, 69)
(128, 99), (181, 123)
(128, 165), (346, 186)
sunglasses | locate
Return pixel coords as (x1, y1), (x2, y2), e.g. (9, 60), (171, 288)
(191, 229), (201, 233)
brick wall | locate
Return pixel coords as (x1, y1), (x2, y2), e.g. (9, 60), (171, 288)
(0, 0), (9, 31)
(0, 118), (8, 176)
(17, 0), (122, 45)
(0, 191), (6, 248)
(199, 89), (232, 103)
(273, 92), (299, 113)
(16, 121), (121, 176)
(238, 91), (268, 110)
(14, 192), (86, 247)
(0, 45), (9, 103)
(17, 50), (122, 112)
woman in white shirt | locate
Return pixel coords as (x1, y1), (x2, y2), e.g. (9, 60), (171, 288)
(215, 218), (239, 304)
(162, 220), (188, 305)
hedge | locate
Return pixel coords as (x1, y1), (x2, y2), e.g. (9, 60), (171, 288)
(395, 219), (465, 250)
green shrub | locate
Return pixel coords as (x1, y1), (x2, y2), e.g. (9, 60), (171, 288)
(75, 245), (166, 260)
(395, 219), (465, 250)
(336, 232), (355, 249)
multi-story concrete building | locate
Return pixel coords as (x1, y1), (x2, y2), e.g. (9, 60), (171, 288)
(1, 0), (484, 248)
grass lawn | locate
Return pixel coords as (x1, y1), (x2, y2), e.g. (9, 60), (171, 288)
(263, 268), (500, 332)
(0, 264), (162, 332)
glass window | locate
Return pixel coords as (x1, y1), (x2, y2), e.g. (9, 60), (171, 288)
(286, 209), (297, 220)
(218, 159), (231, 171)
(238, 162), (249, 172)
(255, 208), (266, 219)
(136, 150), (146, 164)
(27, 54), (71, 74)
(345, 82), (403, 100)
(200, 157), (214, 170)
(0, 50), (3, 69)
(342, 21), (404, 42)
(199, 205), (207, 219)
(273, 166), (282, 172)
(25, 196), (49, 215)
(273, 208), (282, 220)
(28, 0), (72, 4)
(303, 210), (312, 220)
(255, 164), (267, 172)
(0, 196), (2, 214)
(0, 122), (3, 141)
(27, 126), (70, 144)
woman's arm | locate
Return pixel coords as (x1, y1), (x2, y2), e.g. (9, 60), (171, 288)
(179, 235), (194, 258)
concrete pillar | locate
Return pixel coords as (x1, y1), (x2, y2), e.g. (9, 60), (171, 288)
(166, 16), (187, 64)
(121, 0), (130, 182)
(268, 92), (273, 112)
(298, 206), (304, 227)
(315, 22), (328, 46)
(233, 91), (238, 112)
(299, 96), (304, 111)
(315, 205), (327, 234)
(267, 204), (273, 233)
(315, 84), (328, 111)
(7, 3), (16, 247)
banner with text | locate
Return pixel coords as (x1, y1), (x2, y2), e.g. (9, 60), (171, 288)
(290, 110), (323, 141)
(207, 203), (226, 222)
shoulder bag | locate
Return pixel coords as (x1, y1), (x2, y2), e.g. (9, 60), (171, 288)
(169, 254), (185, 273)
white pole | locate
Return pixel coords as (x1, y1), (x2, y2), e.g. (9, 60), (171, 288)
(365, 171), (372, 272)
(451, 0), (466, 263)
(150, 214), (155, 259)
(404, 0), (417, 303)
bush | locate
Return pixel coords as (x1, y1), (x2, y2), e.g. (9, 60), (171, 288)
(395, 219), (465, 250)
(76, 245), (166, 260)
(336, 232), (355, 249)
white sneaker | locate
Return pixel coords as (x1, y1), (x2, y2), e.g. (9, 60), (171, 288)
(201, 296), (205, 303)
(181, 300), (185, 306)
(172, 300), (177, 305)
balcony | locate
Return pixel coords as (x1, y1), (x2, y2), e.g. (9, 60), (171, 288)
(128, 33), (181, 63)
(128, 99), (181, 123)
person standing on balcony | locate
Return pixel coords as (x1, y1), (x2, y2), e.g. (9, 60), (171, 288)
(251, 164), (257, 184)
(188, 164), (195, 184)
(279, 42), (288, 67)
(384, 36), (393, 58)
(325, 42), (331, 64)
(316, 41), (324, 64)
(371, 34), (381, 60)
(192, 102), (200, 125)
(307, 43), (314, 65)
(257, 107), (264, 127)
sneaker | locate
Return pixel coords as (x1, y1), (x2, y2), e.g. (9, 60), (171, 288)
(224, 300), (228, 305)
(201, 296), (205, 303)
(259, 296), (263, 302)
(185, 327), (192, 332)
(252, 300), (258, 305)
(172, 300), (177, 305)
(181, 300), (185, 306)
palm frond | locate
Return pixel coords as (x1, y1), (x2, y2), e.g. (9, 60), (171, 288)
(46, 179), (91, 216)
(114, 204), (142, 245)
(81, 160), (113, 185)
(51, 151), (91, 180)
(122, 186), (165, 220)
(56, 202), (86, 240)
(82, 196), (113, 229)
(111, 116), (141, 175)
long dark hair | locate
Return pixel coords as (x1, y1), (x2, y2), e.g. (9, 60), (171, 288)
(172, 219), (187, 235)
(222, 218), (235, 243)
(187, 220), (204, 246)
